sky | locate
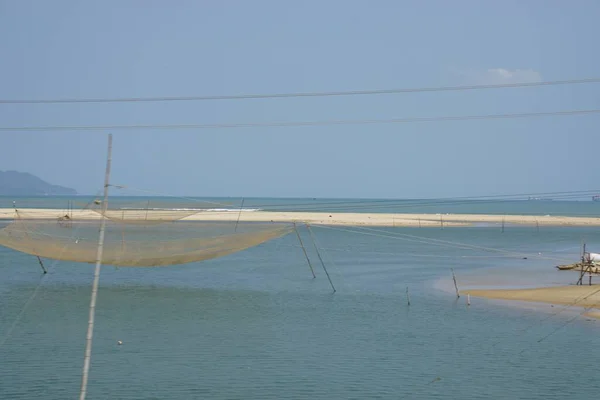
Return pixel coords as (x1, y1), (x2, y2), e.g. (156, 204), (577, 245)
(0, 0), (599, 198)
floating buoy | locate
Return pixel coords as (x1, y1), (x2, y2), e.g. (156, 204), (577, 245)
(117, 340), (123, 345)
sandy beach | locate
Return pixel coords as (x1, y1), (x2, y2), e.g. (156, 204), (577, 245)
(1, 208), (600, 227)
(465, 285), (600, 319)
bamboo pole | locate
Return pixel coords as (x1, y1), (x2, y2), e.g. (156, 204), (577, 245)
(79, 134), (113, 400)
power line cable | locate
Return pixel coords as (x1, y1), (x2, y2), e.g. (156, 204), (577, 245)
(314, 225), (575, 264)
(1, 108), (599, 132)
(1, 78), (599, 104)
(108, 186), (600, 213)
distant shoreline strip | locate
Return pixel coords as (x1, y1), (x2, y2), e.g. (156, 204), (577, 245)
(1, 209), (600, 227)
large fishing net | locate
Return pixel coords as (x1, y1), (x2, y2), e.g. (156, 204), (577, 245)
(0, 202), (291, 267)
(85, 199), (206, 224)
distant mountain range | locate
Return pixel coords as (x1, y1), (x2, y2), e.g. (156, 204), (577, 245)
(0, 170), (77, 196)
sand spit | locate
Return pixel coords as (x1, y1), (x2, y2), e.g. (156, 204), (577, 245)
(465, 285), (600, 319)
(1, 208), (600, 227)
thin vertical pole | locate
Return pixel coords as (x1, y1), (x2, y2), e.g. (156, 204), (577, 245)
(406, 287), (411, 306)
(79, 134), (112, 400)
(234, 198), (245, 232)
(451, 268), (460, 298)
(36, 256), (47, 274)
(306, 224), (336, 293)
(294, 222), (316, 278)
(578, 243), (587, 286)
(13, 203), (47, 274)
(501, 215), (505, 233)
(144, 200), (150, 221)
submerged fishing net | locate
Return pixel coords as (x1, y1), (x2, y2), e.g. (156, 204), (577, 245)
(0, 208), (292, 266)
(85, 200), (204, 224)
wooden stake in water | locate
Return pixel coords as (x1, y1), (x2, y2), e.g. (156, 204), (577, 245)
(406, 287), (411, 306)
(36, 256), (47, 274)
(13, 203), (47, 274)
(306, 224), (336, 293)
(451, 268), (460, 298)
(79, 134), (113, 400)
(294, 222), (316, 279)
(234, 198), (245, 232)
(467, 294), (471, 306)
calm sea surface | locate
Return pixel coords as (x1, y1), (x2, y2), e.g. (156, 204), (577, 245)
(1, 197), (600, 399)
(2, 195), (600, 216)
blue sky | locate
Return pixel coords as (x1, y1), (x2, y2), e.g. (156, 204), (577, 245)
(0, 0), (599, 198)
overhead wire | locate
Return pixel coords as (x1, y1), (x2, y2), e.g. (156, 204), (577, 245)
(108, 185), (231, 207)
(103, 186), (600, 214)
(1, 77), (599, 104)
(314, 225), (576, 264)
(1, 108), (599, 132)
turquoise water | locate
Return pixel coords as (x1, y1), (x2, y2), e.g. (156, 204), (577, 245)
(1, 199), (600, 399)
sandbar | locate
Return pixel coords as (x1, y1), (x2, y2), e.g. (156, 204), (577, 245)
(465, 285), (600, 319)
(1, 208), (600, 227)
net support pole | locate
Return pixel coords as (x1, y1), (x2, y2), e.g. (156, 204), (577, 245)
(578, 243), (587, 286)
(234, 198), (245, 232)
(451, 268), (460, 298)
(305, 224), (336, 293)
(293, 222), (316, 279)
(79, 133), (113, 400)
(36, 256), (47, 274)
(12, 202), (47, 274)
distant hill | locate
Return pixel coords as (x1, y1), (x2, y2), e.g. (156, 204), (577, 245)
(0, 170), (77, 196)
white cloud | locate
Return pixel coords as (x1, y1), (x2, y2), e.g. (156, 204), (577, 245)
(472, 68), (543, 84)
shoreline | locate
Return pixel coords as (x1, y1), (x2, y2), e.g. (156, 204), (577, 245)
(465, 285), (600, 320)
(1, 208), (600, 227)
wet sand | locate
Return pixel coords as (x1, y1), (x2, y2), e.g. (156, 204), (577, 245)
(465, 285), (600, 319)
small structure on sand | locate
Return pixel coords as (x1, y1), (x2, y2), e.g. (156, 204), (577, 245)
(556, 245), (600, 285)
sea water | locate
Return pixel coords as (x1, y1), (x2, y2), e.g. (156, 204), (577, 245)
(1, 198), (600, 399)
(3, 195), (600, 216)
